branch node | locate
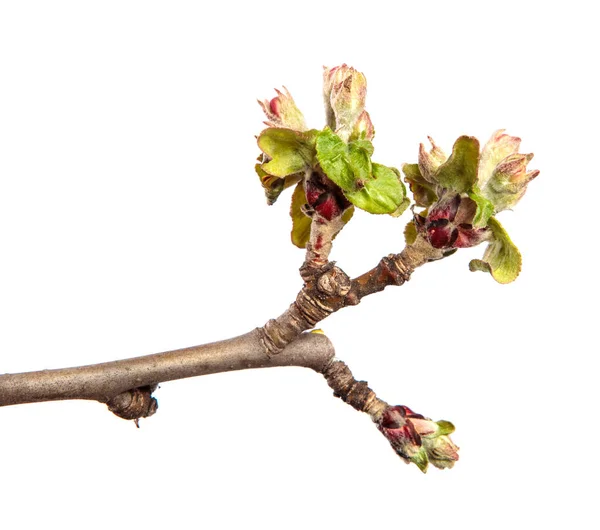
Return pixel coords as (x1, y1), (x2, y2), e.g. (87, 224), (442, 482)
(299, 261), (334, 283)
(107, 385), (158, 423)
(316, 265), (351, 297)
(381, 254), (412, 286)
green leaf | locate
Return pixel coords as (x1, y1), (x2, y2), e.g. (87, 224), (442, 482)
(410, 449), (429, 473)
(468, 189), (495, 228)
(315, 128), (373, 191)
(290, 182), (312, 248)
(257, 128), (318, 178)
(389, 167), (411, 217)
(402, 163), (437, 208)
(435, 136), (480, 193)
(255, 164), (302, 205)
(404, 220), (418, 245)
(469, 217), (522, 284)
(340, 205), (355, 226)
(344, 163), (407, 214)
(435, 420), (455, 436)
(315, 129), (406, 214)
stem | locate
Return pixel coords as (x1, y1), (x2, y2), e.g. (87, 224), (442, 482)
(260, 236), (446, 354)
(322, 359), (388, 421)
(303, 215), (345, 272)
(0, 330), (335, 412)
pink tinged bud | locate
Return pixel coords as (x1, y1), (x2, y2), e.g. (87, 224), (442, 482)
(313, 192), (343, 221)
(378, 406), (423, 459)
(323, 64), (368, 142)
(304, 175), (348, 221)
(428, 195), (460, 222)
(258, 87), (307, 131)
(305, 178), (327, 206)
(418, 195), (489, 249)
(453, 225), (488, 248)
(494, 153), (539, 187)
(378, 406), (459, 472)
(427, 220), (453, 248)
(478, 129), (522, 189)
(418, 137), (447, 183)
(477, 129), (539, 212)
(350, 110), (375, 141)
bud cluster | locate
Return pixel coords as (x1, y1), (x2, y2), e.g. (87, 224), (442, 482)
(377, 405), (459, 472)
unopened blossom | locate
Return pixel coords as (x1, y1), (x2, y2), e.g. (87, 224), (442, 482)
(323, 64), (368, 141)
(350, 110), (374, 141)
(478, 129), (539, 212)
(258, 87), (307, 131)
(418, 137), (447, 183)
(377, 405), (459, 472)
(415, 194), (489, 249)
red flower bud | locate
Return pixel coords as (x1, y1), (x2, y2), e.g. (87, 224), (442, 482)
(417, 195), (489, 249)
(378, 405), (459, 472)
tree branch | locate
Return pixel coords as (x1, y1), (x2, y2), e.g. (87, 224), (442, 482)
(260, 236), (447, 354)
(0, 330), (335, 416)
(0, 310), (459, 471)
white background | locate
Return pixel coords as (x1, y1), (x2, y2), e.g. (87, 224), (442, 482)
(1, 1), (598, 529)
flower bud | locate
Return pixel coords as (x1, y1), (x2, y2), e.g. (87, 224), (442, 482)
(478, 129), (539, 212)
(484, 153), (540, 212)
(323, 64), (368, 142)
(378, 405), (459, 472)
(350, 110), (375, 141)
(305, 172), (350, 221)
(416, 195), (489, 249)
(258, 87), (307, 131)
(418, 137), (447, 183)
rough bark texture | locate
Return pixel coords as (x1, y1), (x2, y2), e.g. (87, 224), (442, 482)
(260, 237), (445, 354)
(0, 331), (335, 413)
(0, 235), (444, 426)
(322, 359), (388, 420)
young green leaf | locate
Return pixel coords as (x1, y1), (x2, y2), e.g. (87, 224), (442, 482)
(467, 189), (495, 228)
(315, 128), (373, 191)
(469, 217), (522, 283)
(404, 220), (418, 245)
(402, 163), (437, 208)
(344, 163), (407, 215)
(256, 164), (302, 205)
(435, 136), (480, 193)
(316, 129), (406, 215)
(290, 182), (312, 248)
(258, 128), (318, 178)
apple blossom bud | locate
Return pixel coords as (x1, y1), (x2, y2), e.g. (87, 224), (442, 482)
(378, 405), (459, 472)
(478, 129), (539, 212)
(416, 195), (489, 249)
(323, 64), (368, 142)
(305, 173), (349, 221)
(485, 153), (540, 212)
(258, 87), (307, 131)
(418, 137), (447, 183)
(350, 110), (375, 141)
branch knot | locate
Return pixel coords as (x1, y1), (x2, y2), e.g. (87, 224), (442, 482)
(107, 385), (158, 425)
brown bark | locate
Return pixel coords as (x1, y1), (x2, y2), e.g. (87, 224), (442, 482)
(0, 330), (335, 413)
(322, 359), (388, 420)
(259, 236), (446, 354)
